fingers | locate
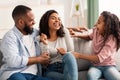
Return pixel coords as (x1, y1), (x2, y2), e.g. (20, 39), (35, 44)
(68, 29), (75, 35)
(41, 53), (50, 58)
(40, 33), (48, 45)
(57, 48), (66, 55)
(68, 26), (88, 32)
(38, 54), (51, 65)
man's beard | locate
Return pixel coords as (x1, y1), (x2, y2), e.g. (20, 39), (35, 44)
(23, 24), (33, 34)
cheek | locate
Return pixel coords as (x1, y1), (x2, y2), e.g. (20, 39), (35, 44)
(101, 27), (105, 34)
(28, 22), (34, 27)
(96, 25), (102, 32)
(48, 21), (53, 27)
(96, 25), (100, 30)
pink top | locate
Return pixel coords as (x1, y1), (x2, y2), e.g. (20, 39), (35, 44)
(89, 27), (117, 66)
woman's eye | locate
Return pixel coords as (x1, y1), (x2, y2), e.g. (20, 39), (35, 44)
(51, 17), (55, 20)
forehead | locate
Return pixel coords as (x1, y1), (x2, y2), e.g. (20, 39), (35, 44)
(50, 13), (59, 17)
(99, 15), (104, 21)
(25, 11), (35, 19)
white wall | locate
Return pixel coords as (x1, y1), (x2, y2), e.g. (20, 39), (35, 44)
(0, 0), (87, 38)
(0, 0), (88, 26)
(99, 0), (120, 18)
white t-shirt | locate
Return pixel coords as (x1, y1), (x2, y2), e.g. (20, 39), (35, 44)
(22, 35), (37, 74)
(40, 28), (74, 64)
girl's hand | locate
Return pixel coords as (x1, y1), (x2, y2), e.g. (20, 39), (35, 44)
(68, 29), (81, 38)
(72, 51), (80, 59)
(57, 48), (66, 55)
(68, 27), (88, 33)
(68, 27), (88, 32)
(75, 26), (88, 32)
(68, 29), (76, 36)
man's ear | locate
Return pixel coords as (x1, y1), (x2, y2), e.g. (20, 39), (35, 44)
(18, 19), (24, 26)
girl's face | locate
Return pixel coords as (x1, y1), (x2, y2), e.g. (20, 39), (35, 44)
(96, 15), (105, 35)
(48, 13), (61, 31)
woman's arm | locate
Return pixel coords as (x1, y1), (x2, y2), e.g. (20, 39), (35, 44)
(64, 28), (74, 51)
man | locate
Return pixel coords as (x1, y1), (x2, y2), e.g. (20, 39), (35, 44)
(0, 5), (51, 80)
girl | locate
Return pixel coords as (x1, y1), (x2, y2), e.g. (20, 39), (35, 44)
(71, 11), (120, 80)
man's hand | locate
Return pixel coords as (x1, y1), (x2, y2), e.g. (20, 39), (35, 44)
(37, 53), (50, 65)
(28, 53), (50, 66)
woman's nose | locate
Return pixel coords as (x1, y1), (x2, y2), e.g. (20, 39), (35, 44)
(32, 20), (36, 25)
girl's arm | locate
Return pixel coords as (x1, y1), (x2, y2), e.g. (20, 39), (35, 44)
(69, 29), (91, 40)
(73, 52), (100, 63)
(67, 26), (88, 32)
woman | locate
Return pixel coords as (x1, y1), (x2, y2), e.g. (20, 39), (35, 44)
(39, 10), (78, 80)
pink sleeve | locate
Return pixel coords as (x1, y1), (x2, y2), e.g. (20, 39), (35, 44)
(97, 36), (117, 63)
(89, 32), (93, 39)
(89, 28), (96, 40)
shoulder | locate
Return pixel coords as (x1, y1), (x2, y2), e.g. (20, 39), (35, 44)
(1, 29), (18, 50)
(63, 28), (70, 37)
(64, 28), (69, 33)
(3, 29), (17, 41)
(32, 28), (39, 37)
(63, 28), (73, 42)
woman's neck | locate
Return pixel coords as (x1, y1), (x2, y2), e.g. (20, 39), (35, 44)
(48, 30), (58, 41)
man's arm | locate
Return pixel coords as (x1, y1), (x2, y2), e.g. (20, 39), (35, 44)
(27, 53), (50, 66)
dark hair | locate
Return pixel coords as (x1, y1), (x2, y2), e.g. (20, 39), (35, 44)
(39, 10), (65, 38)
(101, 11), (120, 50)
(12, 5), (32, 20)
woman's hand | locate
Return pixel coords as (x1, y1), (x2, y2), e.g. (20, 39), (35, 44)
(40, 33), (48, 45)
(57, 48), (66, 55)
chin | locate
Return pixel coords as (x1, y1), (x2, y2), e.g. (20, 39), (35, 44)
(56, 26), (61, 29)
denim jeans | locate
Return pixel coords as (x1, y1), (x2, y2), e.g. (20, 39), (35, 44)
(87, 66), (120, 80)
(7, 72), (52, 80)
(44, 52), (78, 80)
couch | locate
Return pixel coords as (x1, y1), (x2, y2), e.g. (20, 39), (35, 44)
(0, 38), (120, 80)
(0, 39), (3, 67)
(74, 38), (120, 80)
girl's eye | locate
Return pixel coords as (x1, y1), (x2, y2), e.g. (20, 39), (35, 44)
(97, 20), (101, 24)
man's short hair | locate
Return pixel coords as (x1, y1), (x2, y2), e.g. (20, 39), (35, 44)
(12, 5), (32, 20)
